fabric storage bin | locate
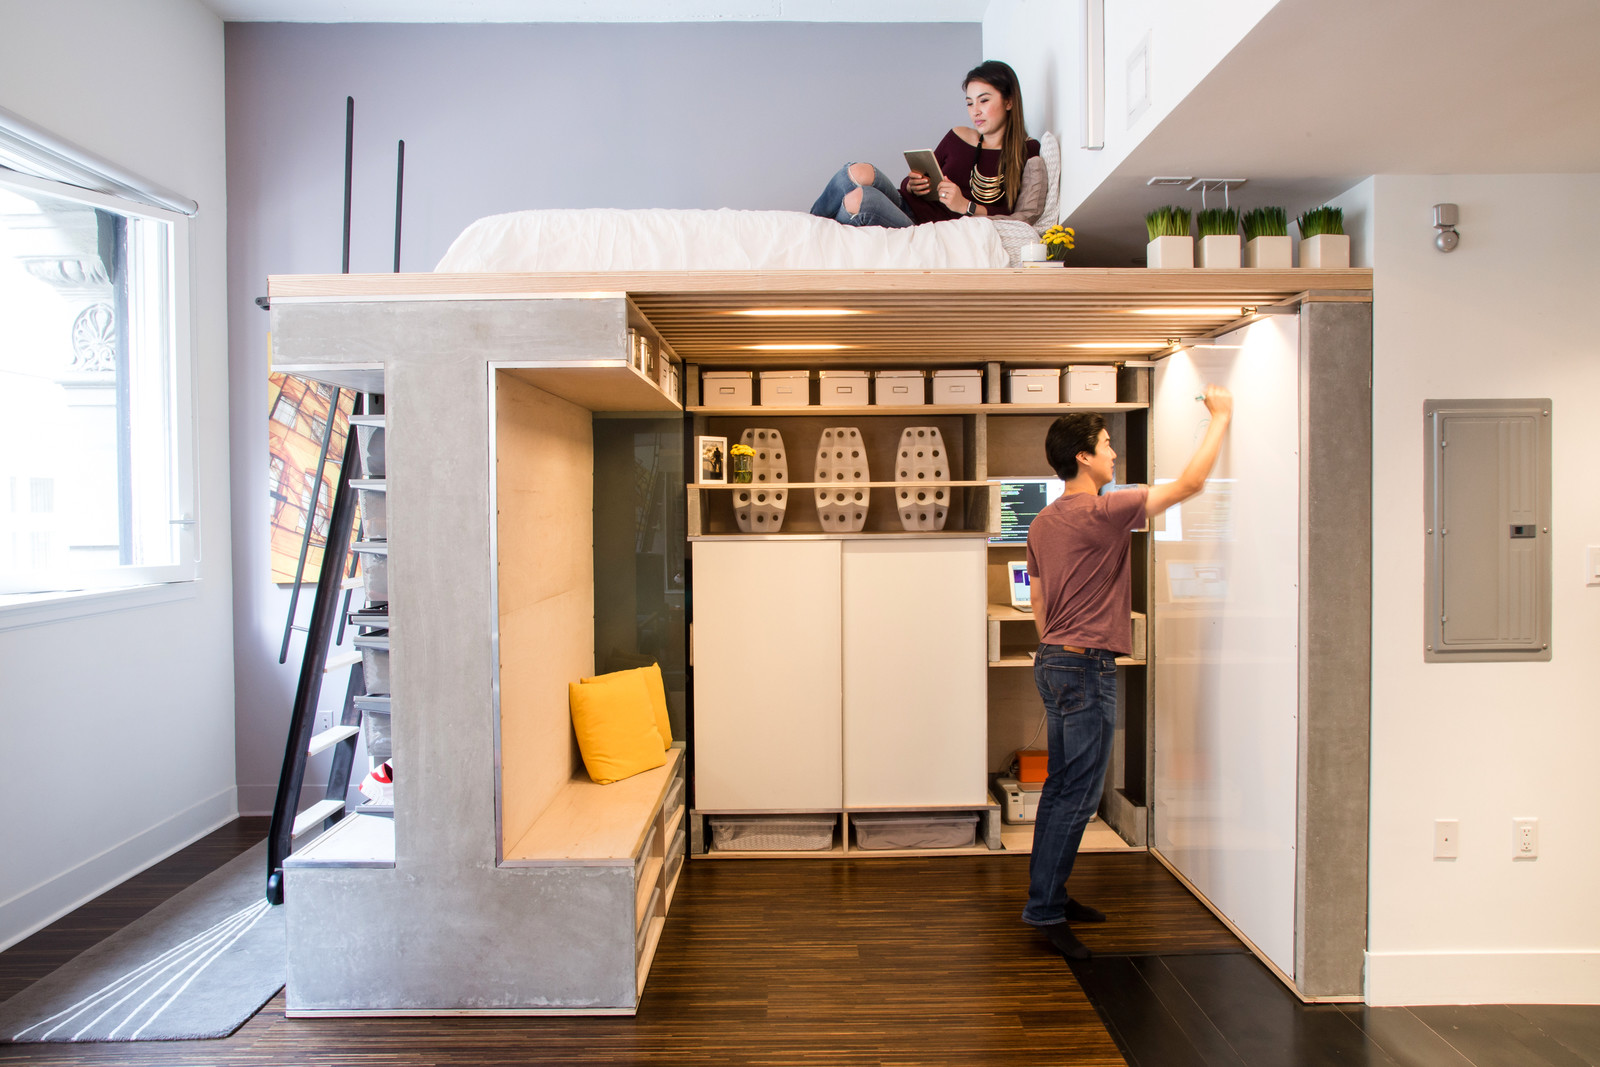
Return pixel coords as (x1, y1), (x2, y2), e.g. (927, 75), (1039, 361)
(349, 416), (386, 478)
(873, 370), (925, 406)
(1065, 364), (1117, 404)
(852, 812), (978, 850)
(1008, 368), (1061, 403)
(353, 482), (387, 540)
(818, 370), (869, 406)
(932, 368), (982, 404)
(355, 695), (392, 759)
(701, 370), (752, 407)
(353, 634), (390, 695)
(758, 370), (811, 407)
(710, 813), (835, 851)
(353, 543), (388, 603)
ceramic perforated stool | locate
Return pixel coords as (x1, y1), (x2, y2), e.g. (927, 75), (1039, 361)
(895, 426), (950, 531)
(735, 428), (789, 532)
(814, 427), (870, 532)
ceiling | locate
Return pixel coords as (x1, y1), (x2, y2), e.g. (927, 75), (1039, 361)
(199, 0), (986, 21)
(1065, 0), (1600, 265)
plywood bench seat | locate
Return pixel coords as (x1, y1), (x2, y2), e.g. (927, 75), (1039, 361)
(503, 745), (684, 866)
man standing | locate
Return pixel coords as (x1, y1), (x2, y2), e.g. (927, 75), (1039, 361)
(1023, 386), (1233, 960)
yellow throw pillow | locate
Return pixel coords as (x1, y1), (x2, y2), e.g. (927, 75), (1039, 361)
(568, 672), (666, 785)
(583, 663), (673, 749)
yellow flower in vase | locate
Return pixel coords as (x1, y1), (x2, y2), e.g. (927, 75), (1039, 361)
(1041, 224), (1076, 262)
(728, 443), (756, 483)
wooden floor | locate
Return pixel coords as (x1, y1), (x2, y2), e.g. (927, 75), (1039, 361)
(3, 820), (1597, 1066)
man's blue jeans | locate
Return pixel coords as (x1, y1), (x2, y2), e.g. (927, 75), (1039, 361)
(809, 162), (914, 228)
(1022, 645), (1119, 927)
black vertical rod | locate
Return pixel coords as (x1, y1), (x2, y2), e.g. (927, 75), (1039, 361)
(392, 139), (405, 273)
(341, 96), (354, 274)
(267, 394), (366, 905)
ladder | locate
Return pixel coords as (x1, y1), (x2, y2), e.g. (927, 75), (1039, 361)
(265, 391), (388, 905)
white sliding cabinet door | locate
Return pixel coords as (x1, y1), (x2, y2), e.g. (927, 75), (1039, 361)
(692, 539), (842, 810)
(840, 539), (987, 808)
(1150, 316), (1300, 977)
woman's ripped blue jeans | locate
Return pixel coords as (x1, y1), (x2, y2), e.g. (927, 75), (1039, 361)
(809, 162), (914, 228)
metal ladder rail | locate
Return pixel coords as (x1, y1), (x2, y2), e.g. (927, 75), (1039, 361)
(267, 393), (366, 905)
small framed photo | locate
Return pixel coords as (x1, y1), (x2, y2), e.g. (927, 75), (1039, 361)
(697, 435), (728, 485)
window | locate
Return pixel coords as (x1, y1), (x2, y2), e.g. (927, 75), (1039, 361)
(0, 169), (195, 595)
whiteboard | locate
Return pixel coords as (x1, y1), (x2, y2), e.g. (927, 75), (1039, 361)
(1151, 315), (1301, 977)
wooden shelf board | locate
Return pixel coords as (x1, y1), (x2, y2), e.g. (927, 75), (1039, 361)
(503, 747), (684, 864)
(689, 402), (1148, 416)
(635, 915), (667, 997)
(989, 654), (1145, 667)
(692, 480), (988, 490)
(500, 363), (680, 414)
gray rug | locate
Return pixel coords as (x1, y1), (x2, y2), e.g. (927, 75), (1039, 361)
(0, 840), (285, 1042)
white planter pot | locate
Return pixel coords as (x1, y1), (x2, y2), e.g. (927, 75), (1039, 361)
(1196, 234), (1241, 268)
(1244, 235), (1293, 268)
(1300, 233), (1350, 268)
(1146, 235), (1194, 268)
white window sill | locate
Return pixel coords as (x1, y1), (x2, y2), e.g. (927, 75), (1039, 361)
(0, 582), (199, 633)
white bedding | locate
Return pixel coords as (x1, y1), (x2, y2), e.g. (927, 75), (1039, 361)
(433, 132), (1060, 274)
(434, 207), (1014, 272)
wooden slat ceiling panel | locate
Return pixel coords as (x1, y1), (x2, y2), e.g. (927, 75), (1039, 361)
(269, 269), (1372, 366)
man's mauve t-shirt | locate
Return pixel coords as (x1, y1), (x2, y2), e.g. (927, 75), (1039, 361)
(1026, 486), (1148, 655)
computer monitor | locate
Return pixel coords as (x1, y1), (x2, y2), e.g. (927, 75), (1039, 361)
(988, 477), (1065, 545)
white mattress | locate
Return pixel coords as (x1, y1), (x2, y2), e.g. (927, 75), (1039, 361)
(433, 207), (1015, 273)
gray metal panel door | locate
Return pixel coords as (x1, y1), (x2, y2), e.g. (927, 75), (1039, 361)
(1424, 399), (1551, 661)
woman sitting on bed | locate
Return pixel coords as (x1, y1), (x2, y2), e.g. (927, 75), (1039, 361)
(810, 60), (1046, 229)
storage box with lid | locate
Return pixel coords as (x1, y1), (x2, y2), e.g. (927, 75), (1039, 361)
(818, 369), (869, 406)
(932, 368), (982, 405)
(710, 813), (835, 851)
(1007, 367), (1061, 404)
(873, 369), (925, 406)
(851, 812), (978, 850)
(1065, 364), (1118, 404)
(700, 370), (752, 407)
(758, 369), (811, 407)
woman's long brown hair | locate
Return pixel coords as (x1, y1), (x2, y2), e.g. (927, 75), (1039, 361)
(964, 60), (1028, 213)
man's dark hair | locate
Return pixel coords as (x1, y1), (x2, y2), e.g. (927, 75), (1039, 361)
(1045, 413), (1105, 481)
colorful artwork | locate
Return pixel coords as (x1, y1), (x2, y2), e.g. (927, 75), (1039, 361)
(268, 372), (359, 584)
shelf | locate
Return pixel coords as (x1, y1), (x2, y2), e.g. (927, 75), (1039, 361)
(689, 531), (988, 542)
(283, 811), (395, 868)
(503, 747), (684, 865)
(690, 402), (1148, 416)
(500, 362), (681, 414)
(693, 480), (988, 490)
(989, 653), (1144, 668)
(988, 604), (1035, 622)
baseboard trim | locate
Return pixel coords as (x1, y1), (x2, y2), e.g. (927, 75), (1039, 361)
(1365, 949), (1600, 1006)
(0, 786), (239, 952)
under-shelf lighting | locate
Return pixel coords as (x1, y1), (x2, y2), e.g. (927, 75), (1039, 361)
(1065, 342), (1166, 349)
(743, 343), (852, 351)
(1126, 306), (1248, 317)
(731, 308), (863, 317)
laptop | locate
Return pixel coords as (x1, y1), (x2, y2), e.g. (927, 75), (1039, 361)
(1007, 561), (1032, 611)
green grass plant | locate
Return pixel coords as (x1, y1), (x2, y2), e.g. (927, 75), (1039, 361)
(1242, 206), (1288, 242)
(1197, 208), (1239, 239)
(1297, 205), (1345, 238)
(1145, 205), (1191, 241)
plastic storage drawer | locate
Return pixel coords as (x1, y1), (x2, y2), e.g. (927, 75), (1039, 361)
(851, 812), (978, 850)
(710, 814), (835, 851)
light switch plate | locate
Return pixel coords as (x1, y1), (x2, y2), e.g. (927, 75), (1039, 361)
(1434, 818), (1459, 859)
(1586, 547), (1600, 585)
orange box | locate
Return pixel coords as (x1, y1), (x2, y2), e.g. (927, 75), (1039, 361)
(1017, 749), (1048, 784)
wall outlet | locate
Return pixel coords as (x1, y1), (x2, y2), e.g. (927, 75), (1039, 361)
(314, 709), (334, 734)
(1433, 818), (1459, 859)
(1513, 817), (1539, 859)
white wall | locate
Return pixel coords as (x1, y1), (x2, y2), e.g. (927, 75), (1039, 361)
(0, 0), (236, 950)
(984, 0), (1280, 219)
(1363, 173), (1600, 1004)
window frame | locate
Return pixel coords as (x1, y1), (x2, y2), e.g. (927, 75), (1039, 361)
(0, 166), (199, 601)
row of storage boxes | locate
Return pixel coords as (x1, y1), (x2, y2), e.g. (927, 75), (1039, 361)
(628, 327), (681, 399)
(708, 811), (979, 851)
(701, 366), (1117, 407)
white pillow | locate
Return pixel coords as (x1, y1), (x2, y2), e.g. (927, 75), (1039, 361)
(1038, 131), (1061, 232)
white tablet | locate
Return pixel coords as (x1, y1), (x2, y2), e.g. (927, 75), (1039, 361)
(902, 149), (945, 202)
(1008, 561), (1032, 611)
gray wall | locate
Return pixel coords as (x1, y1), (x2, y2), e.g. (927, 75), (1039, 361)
(225, 21), (982, 810)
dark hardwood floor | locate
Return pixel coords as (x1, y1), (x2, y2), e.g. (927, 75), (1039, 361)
(3, 820), (1597, 1066)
